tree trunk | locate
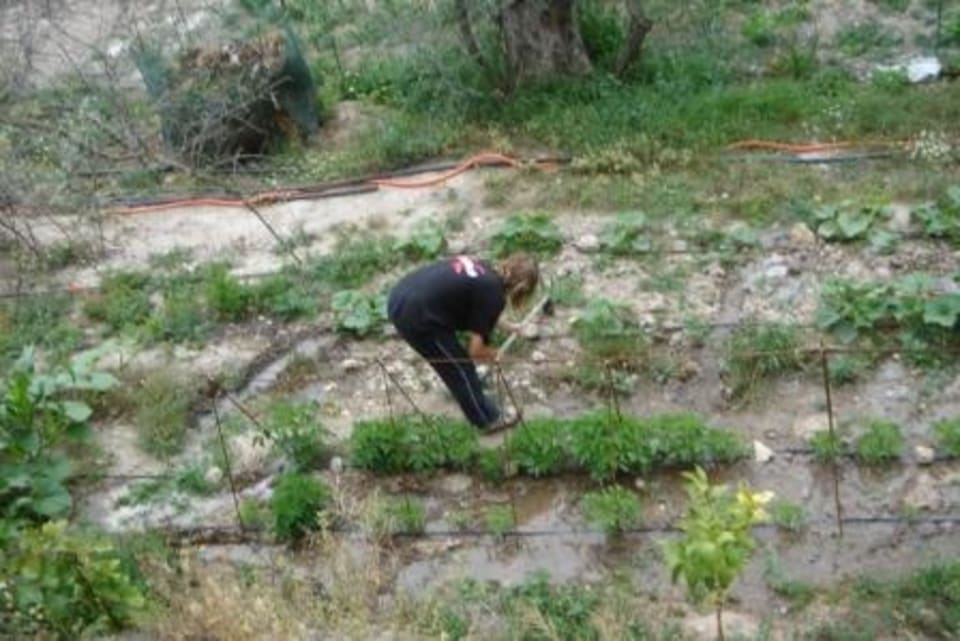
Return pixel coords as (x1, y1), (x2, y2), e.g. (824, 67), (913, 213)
(498, 0), (592, 85)
(716, 602), (725, 641)
(613, 0), (653, 77)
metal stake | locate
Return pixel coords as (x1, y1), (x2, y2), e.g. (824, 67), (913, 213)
(820, 340), (844, 538)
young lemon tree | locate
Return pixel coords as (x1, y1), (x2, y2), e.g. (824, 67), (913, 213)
(663, 467), (773, 641)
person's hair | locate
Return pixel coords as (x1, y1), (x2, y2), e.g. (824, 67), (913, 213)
(497, 253), (539, 308)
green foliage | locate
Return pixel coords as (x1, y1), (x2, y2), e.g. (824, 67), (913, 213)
(742, 9), (778, 47)
(548, 272), (586, 307)
(0, 295), (79, 369)
(1, 348), (115, 522)
(349, 416), (478, 474)
(770, 500), (808, 532)
(829, 355), (867, 385)
(501, 572), (601, 641)
(854, 420), (904, 464)
(311, 233), (395, 289)
(269, 472), (330, 542)
(238, 498), (270, 530)
(663, 467), (772, 638)
(203, 263), (254, 322)
(144, 286), (211, 344)
(250, 272), (317, 321)
(133, 370), (192, 459)
(396, 219), (446, 261)
(817, 275), (960, 364)
(576, 0), (626, 70)
(811, 429), (845, 463)
(484, 505), (515, 540)
(380, 496), (427, 535)
(0, 521), (146, 638)
(598, 212), (651, 255)
(573, 298), (646, 365)
(174, 463), (218, 495)
(725, 323), (804, 401)
(264, 400), (328, 471)
(332, 289), (387, 337)
(83, 271), (153, 332)
(489, 212), (563, 258)
(810, 202), (896, 248)
(836, 21), (902, 57)
(581, 486), (642, 536)
(505, 418), (570, 478)
(914, 186), (960, 243)
(934, 417), (960, 457)
(474, 448), (505, 483)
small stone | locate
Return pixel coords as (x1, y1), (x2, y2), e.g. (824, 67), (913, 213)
(915, 445), (936, 465)
(341, 358), (362, 372)
(765, 264), (789, 279)
(677, 360), (701, 382)
(439, 474), (473, 494)
(634, 478), (646, 491)
(671, 240), (688, 252)
(706, 263), (726, 280)
(204, 466), (224, 486)
(447, 238), (468, 254)
(888, 205), (912, 233)
(753, 440), (775, 463)
(574, 234), (600, 253)
(532, 350), (547, 363)
(793, 414), (829, 441)
(789, 223), (816, 247)
(329, 456), (344, 474)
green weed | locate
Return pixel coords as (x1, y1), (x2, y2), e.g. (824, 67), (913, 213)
(725, 323), (805, 401)
(264, 400), (328, 471)
(829, 355), (868, 385)
(489, 211), (563, 258)
(764, 551), (815, 611)
(379, 496), (427, 536)
(203, 263), (254, 322)
(331, 289), (387, 337)
(484, 505), (515, 540)
(83, 271), (153, 332)
(238, 498), (270, 530)
(270, 472), (331, 542)
(505, 418), (570, 477)
(311, 233), (395, 289)
(548, 272), (587, 307)
(350, 416), (478, 474)
(811, 429), (845, 463)
(855, 420), (904, 464)
(145, 286), (211, 344)
(134, 370), (193, 459)
(934, 417), (960, 457)
(598, 211), (652, 256)
(770, 500), (808, 532)
(836, 21), (902, 57)
(809, 201), (896, 246)
(115, 479), (168, 508)
(581, 486), (643, 536)
(250, 272), (317, 321)
(913, 185), (960, 243)
(573, 298), (646, 366)
(175, 464), (219, 495)
(396, 219), (446, 261)
(0, 295), (79, 368)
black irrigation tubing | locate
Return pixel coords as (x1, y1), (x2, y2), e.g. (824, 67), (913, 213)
(158, 512), (960, 548)
(725, 151), (899, 164)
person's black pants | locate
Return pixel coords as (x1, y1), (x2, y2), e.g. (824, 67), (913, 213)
(389, 321), (500, 428)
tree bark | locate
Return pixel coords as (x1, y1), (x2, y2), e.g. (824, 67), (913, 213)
(498, 0), (592, 85)
(613, 0), (653, 77)
(453, 0), (494, 75)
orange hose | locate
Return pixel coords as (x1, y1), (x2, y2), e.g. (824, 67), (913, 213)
(369, 152), (520, 189)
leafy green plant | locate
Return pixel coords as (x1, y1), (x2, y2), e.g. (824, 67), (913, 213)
(770, 500), (808, 532)
(505, 418), (569, 477)
(83, 271), (153, 332)
(238, 498), (270, 530)
(396, 219), (446, 260)
(1, 347), (115, 522)
(134, 370), (193, 459)
(381, 496), (427, 535)
(474, 447), (505, 483)
(914, 186), (960, 242)
(829, 355), (866, 385)
(811, 429), (845, 463)
(598, 211), (651, 255)
(0, 520), (146, 638)
(311, 233), (395, 289)
(484, 504), (515, 540)
(548, 272), (587, 307)
(933, 417), (960, 457)
(175, 463), (218, 495)
(145, 282), (210, 344)
(581, 486), (642, 536)
(203, 263), (254, 322)
(854, 420), (904, 465)
(332, 289), (387, 337)
(573, 298), (646, 365)
(250, 272), (317, 320)
(350, 416), (478, 474)
(742, 9), (777, 47)
(263, 400), (328, 471)
(725, 323), (804, 401)
(489, 211), (563, 257)
(663, 467), (773, 641)
(0, 294), (80, 369)
(810, 202), (894, 244)
(269, 472), (331, 542)
(836, 21), (901, 57)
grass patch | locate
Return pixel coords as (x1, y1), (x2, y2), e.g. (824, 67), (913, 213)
(770, 499), (808, 533)
(0, 294), (80, 368)
(854, 419), (905, 464)
(483, 505), (515, 540)
(934, 417), (960, 457)
(811, 429), (846, 463)
(134, 370), (194, 459)
(725, 323), (805, 402)
(581, 486), (643, 536)
(270, 472), (331, 542)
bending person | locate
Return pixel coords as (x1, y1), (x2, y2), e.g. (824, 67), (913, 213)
(387, 253), (539, 431)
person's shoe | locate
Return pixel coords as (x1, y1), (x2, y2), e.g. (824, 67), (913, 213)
(482, 408), (520, 433)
